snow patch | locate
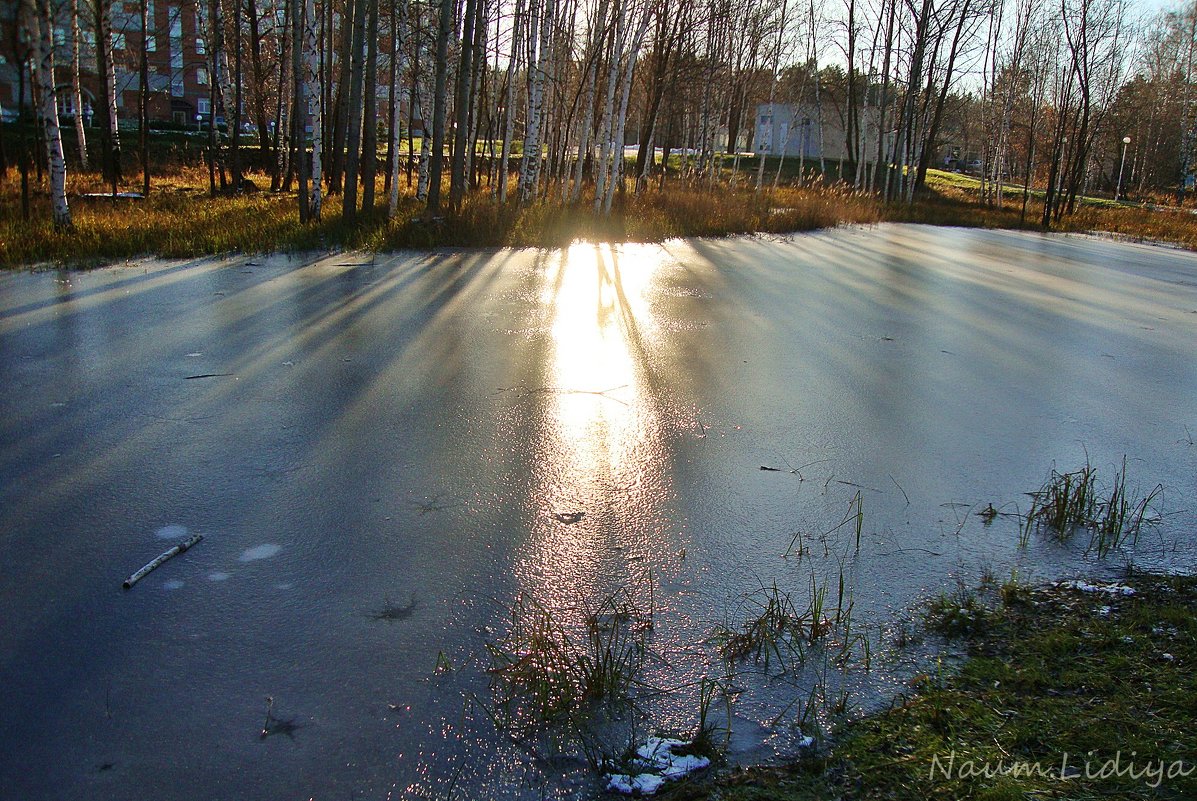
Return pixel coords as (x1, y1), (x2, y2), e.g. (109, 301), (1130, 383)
(239, 544), (281, 562)
(162, 579), (184, 590)
(155, 524), (188, 540)
(605, 738), (710, 795)
(1056, 580), (1135, 596)
(208, 571), (231, 582)
(606, 773), (666, 795)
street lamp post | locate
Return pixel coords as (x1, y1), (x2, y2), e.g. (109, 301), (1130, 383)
(1116, 135), (1131, 202)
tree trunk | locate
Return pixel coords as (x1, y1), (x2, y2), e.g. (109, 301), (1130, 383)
(602, 4), (650, 214)
(70, 0), (89, 169)
(329, 0), (356, 193)
(29, 0), (71, 227)
(271, 0), (291, 192)
(385, 0), (398, 200)
(210, 0), (235, 192)
(305, 0), (324, 218)
(232, 0), (244, 188)
(140, 0), (150, 196)
(497, 0), (523, 202)
(389, 0), (410, 215)
(342, 0), (369, 219)
(248, 0), (271, 157)
(519, 0), (554, 202)
(450, 0), (479, 209)
(426, 0), (453, 213)
(293, 0), (309, 220)
(94, 0), (121, 191)
(361, 0), (380, 210)
(570, 0), (610, 203)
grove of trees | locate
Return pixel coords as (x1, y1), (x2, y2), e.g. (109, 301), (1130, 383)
(6, 0), (1197, 233)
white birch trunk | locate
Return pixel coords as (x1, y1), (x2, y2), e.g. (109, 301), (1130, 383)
(568, 0), (608, 203)
(603, 3), (650, 214)
(814, 70), (825, 176)
(533, 0), (560, 197)
(594, 0), (628, 211)
(70, 0), (89, 168)
(498, 0), (523, 202)
(29, 0), (72, 227)
(517, 0), (542, 199)
(210, 0), (234, 142)
(519, 0), (553, 201)
(414, 34), (433, 201)
(304, 0), (323, 218)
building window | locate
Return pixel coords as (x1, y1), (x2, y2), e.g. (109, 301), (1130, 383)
(82, 30), (96, 47)
(197, 97), (210, 115)
(170, 16), (181, 37)
(196, 66), (208, 84)
(196, 35), (206, 54)
(171, 48), (183, 69)
(54, 26), (68, 46)
(112, 32), (126, 50)
(171, 78), (184, 97)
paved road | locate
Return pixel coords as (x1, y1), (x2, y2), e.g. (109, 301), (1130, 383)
(2, 226), (1195, 800)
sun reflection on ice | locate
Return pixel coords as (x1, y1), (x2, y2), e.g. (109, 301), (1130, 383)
(519, 242), (675, 622)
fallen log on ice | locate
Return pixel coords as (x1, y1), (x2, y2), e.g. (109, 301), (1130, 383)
(123, 533), (204, 589)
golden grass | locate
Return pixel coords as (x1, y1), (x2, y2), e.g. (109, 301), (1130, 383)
(4, 165), (1197, 268)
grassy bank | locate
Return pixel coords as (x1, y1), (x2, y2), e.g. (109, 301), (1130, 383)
(4, 165), (1197, 267)
(0, 168), (884, 267)
(682, 572), (1197, 800)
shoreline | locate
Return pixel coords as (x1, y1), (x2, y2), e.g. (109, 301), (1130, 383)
(683, 569), (1197, 800)
(8, 173), (1197, 270)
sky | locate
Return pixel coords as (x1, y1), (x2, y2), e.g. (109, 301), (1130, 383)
(1133, 0), (1183, 20)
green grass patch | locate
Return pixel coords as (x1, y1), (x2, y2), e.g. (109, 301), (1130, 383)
(680, 572), (1197, 800)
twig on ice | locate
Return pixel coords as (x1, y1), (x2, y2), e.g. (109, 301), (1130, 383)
(122, 533), (203, 589)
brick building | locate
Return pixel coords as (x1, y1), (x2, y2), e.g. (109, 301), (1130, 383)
(0, 0), (215, 128)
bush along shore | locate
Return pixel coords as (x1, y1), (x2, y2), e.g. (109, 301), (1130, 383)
(679, 570), (1197, 801)
(6, 167), (1197, 268)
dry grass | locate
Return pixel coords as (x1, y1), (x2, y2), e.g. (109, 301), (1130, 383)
(5, 164), (1197, 267)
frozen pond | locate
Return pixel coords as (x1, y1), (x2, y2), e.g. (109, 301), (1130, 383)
(1, 224), (1195, 799)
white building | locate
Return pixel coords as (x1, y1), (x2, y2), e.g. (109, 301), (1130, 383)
(754, 103), (855, 161)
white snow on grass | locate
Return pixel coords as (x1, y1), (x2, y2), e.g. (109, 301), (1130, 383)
(1056, 580), (1135, 596)
(605, 738), (710, 795)
(239, 544), (282, 561)
(162, 579), (184, 590)
(208, 571), (231, 581)
(606, 773), (667, 795)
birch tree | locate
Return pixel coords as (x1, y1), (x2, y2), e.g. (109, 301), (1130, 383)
(305, 0), (324, 218)
(497, 0), (524, 202)
(426, 0), (452, 213)
(28, 0), (71, 228)
(93, 0), (121, 192)
(70, 0), (88, 168)
(519, 0), (555, 201)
